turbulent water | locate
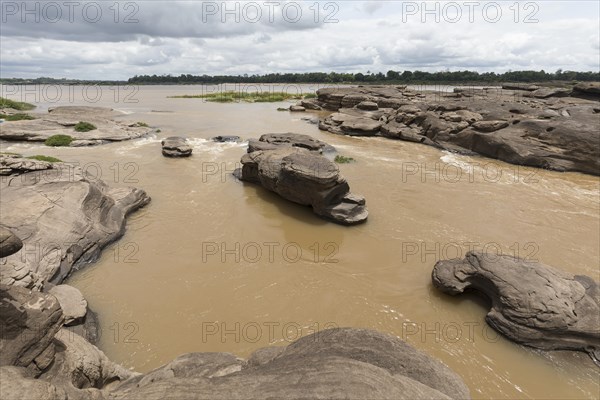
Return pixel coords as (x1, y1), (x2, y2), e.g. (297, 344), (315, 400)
(2, 85), (599, 399)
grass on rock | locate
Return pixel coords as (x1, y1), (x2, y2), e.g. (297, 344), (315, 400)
(0, 97), (36, 111)
(334, 155), (355, 164)
(74, 121), (97, 132)
(45, 135), (73, 147)
(0, 113), (35, 121)
(169, 91), (317, 103)
(27, 155), (63, 163)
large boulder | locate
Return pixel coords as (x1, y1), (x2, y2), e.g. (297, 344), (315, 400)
(0, 161), (150, 288)
(238, 146), (367, 225)
(432, 252), (600, 363)
(0, 226), (22, 258)
(0, 367), (67, 400)
(110, 328), (470, 400)
(161, 137), (192, 157)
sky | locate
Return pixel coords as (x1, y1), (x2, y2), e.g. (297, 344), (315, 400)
(1, 0), (599, 79)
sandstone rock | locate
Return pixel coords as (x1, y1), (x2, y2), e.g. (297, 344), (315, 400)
(0, 226), (22, 258)
(0, 164), (150, 288)
(357, 101), (379, 111)
(0, 284), (64, 370)
(238, 143), (367, 225)
(47, 285), (87, 326)
(249, 133), (335, 154)
(501, 83), (540, 91)
(573, 82), (600, 98)
(316, 86), (600, 175)
(300, 99), (322, 110)
(40, 329), (137, 394)
(0, 366), (67, 400)
(110, 328), (470, 400)
(0, 155), (53, 176)
(472, 120), (509, 132)
(289, 105), (306, 112)
(432, 252), (600, 362)
(0, 106), (151, 144)
(527, 87), (571, 99)
(161, 137), (192, 157)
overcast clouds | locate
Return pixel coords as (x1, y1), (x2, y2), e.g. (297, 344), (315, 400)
(0, 1), (598, 79)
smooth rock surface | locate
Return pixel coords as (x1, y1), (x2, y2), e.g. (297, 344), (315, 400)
(0, 163), (150, 288)
(110, 328), (470, 400)
(161, 136), (192, 157)
(0, 106), (152, 144)
(48, 285), (88, 326)
(432, 252), (600, 362)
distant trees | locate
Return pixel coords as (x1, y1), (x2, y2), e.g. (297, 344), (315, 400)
(127, 69), (599, 85)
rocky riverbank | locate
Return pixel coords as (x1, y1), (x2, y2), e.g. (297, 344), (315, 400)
(0, 106), (153, 146)
(314, 83), (600, 175)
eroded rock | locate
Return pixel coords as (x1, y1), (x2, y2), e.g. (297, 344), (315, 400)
(161, 137), (192, 157)
(432, 252), (600, 363)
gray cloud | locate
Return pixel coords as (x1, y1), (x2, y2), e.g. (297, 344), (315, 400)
(0, 1), (598, 79)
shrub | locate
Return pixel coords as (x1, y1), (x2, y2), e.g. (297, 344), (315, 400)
(334, 155), (355, 164)
(45, 134), (73, 147)
(74, 121), (97, 132)
(0, 113), (35, 121)
(136, 121), (149, 127)
(27, 155), (63, 163)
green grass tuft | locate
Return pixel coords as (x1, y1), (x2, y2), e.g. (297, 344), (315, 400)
(45, 134), (73, 147)
(169, 91), (305, 103)
(334, 155), (355, 164)
(303, 93), (317, 99)
(136, 121), (149, 127)
(27, 155), (63, 163)
(0, 113), (35, 121)
(0, 97), (36, 111)
(74, 121), (97, 132)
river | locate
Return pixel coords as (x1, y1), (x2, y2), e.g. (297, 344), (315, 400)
(2, 84), (599, 399)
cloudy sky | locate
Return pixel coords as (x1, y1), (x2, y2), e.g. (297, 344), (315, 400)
(1, 1), (598, 79)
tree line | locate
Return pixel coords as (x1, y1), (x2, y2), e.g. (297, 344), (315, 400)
(127, 69), (599, 84)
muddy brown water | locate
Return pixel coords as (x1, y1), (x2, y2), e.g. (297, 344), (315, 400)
(2, 85), (599, 399)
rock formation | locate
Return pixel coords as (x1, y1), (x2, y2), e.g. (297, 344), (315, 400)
(161, 136), (193, 157)
(0, 106), (153, 146)
(0, 155), (150, 288)
(432, 252), (600, 364)
(316, 85), (600, 175)
(237, 134), (368, 225)
(108, 328), (471, 400)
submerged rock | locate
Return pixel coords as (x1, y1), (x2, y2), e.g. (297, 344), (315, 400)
(212, 135), (241, 143)
(110, 328), (470, 400)
(162, 136), (193, 157)
(432, 252), (600, 363)
(238, 133), (367, 225)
